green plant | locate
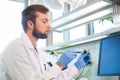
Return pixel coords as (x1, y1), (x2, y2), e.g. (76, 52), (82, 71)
(99, 16), (114, 24)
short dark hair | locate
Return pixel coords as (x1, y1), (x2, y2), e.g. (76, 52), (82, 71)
(21, 4), (49, 32)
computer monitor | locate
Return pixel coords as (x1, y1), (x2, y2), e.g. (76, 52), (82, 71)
(98, 33), (120, 76)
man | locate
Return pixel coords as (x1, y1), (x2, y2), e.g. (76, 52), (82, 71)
(0, 4), (90, 80)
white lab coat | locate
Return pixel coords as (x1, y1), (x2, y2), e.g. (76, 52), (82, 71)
(0, 33), (78, 80)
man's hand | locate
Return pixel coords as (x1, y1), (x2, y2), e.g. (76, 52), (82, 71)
(74, 51), (91, 70)
(57, 50), (77, 69)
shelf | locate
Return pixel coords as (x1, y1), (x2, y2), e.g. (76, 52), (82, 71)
(50, 0), (112, 32)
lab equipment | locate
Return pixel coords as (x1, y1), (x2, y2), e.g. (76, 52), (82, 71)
(58, 50), (77, 69)
(50, 51), (60, 55)
(98, 33), (120, 76)
(74, 51), (91, 70)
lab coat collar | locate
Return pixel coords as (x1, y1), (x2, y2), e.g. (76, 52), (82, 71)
(21, 33), (36, 50)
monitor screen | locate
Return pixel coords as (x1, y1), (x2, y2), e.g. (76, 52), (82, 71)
(98, 33), (120, 76)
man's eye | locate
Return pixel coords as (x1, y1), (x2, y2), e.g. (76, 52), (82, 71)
(42, 20), (48, 24)
(43, 21), (47, 24)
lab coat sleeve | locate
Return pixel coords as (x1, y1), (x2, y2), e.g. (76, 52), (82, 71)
(55, 65), (78, 80)
(0, 56), (8, 80)
(42, 64), (78, 80)
(37, 50), (63, 80)
(2, 44), (42, 80)
(39, 51), (79, 80)
(42, 64), (61, 80)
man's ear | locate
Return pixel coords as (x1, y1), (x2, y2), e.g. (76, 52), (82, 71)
(27, 20), (34, 29)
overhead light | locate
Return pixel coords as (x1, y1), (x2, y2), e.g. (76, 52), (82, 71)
(50, 0), (112, 32)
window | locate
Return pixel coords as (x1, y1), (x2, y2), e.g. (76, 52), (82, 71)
(53, 32), (63, 45)
(94, 19), (114, 34)
(70, 25), (86, 40)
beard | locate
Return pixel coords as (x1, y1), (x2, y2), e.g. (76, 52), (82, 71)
(32, 27), (48, 39)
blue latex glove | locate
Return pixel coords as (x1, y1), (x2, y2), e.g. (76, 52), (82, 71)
(58, 50), (77, 69)
(74, 52), (91, 70)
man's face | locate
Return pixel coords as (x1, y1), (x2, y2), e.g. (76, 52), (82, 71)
(32, 12), (51, 39)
